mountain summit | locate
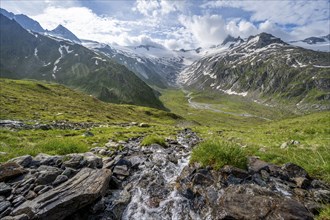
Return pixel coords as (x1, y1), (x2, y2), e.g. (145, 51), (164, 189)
(47, 24), (81, 43)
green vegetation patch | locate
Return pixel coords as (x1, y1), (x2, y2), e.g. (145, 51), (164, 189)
(190, 139), (247, 170)
(141, 134), (166, 147)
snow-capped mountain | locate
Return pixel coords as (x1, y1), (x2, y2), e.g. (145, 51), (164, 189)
(290, 35), (330, 52)
(82, 40), (200, 88)
(178, 32), (330, 110)
(46, 24), (81, 44)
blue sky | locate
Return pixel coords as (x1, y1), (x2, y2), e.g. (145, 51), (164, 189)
(1, 0), (329, 49)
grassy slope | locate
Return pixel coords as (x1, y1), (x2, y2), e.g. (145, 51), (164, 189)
(0, 79), (180, 161)
(160, 89), (330, 182)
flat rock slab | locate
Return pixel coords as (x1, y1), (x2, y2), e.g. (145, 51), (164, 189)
(0, 162), (26, 182)
(13, 168), (111, 220)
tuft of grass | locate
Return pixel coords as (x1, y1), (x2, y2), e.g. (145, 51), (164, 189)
(317, 205), (330, 220)
(190, 139), (247, 170)
(35, 138), (89, 155)
(141, 134), (166, 147)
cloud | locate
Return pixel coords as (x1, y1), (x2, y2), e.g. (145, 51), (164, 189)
(203, 0), (329, 26)
(133, 0), (185, 17)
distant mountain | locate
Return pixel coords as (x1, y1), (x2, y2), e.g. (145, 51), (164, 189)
(290, 34), (330, 52)
(83, 41), (200, 88)
(0, 14), (165, 109)
(0, 8), (45, 33)
(178, 32), (330, 111)
(1, 8), (81, 44)
(46, 24), (81, 44)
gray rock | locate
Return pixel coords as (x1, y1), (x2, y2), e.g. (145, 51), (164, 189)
(62, 154), (84, 169)
(37, 186), (52, 195)
(113, 165), (129, 176)
(25, 190), (37, 200)
(221, 165), (249, 179)
(61, 167), (77, 178)
(84, 152), (103, 169)
(0, 182), (12, 196)
(280, 142), (288, 149)
(12, 195), (26, 207)
(282, 163), (309, 178)
(1, 213), (29, 220)
(216, 184), (313, 219)
(0, 200), (11, 213)
(139, 123), (150, 127)
(53, 175), (69, 186)
(13, 168), (111, 220)
(294, 177), (310, 189)
(33, 185), (45, 193)
(9, 155), (32, 168)
(36, 165), (62, 185)
(0, 162), (26, 182)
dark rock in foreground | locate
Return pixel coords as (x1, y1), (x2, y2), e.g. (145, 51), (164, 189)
(12, 168), (111, 220)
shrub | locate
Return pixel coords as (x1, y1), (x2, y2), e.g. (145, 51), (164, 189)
(190, 139), (247, 169)
(141, 134), (166, 147)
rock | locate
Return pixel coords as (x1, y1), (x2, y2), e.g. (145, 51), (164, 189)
(62, 154), (84, 169)
(221, 165), (249, 179)
(33, 185), (45, 193)
(53, 175), (69, 186)
(12, 195), (26, 207)
(217, 184), (313, 219)
(13, 168), (111, 220)
(247, 157), (270, 173)
(84, 152), (103, 168)
(113, 165), (129, 176)
(0, 162), (26, 182)
(36, 165), (62, 185)
(294, 177), (310, 189)
(282, 163), (309, 178)
(191, 170), (214, 186)
(105, 140), (118, 148)
(25, 190), (37, 200)
(1, 214), (29, 220)
(83, 131), (94, 137)
(0, 200), (11, 214)
(37, 186), (52, 195)
(0, 182), (12, 196)
(9, 155), (32, 168)
(280, 142), (289, 149)
(61, 167), (77, 178)
(139, 123), (150, 127)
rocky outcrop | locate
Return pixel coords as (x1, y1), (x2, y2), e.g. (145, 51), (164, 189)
(12, 168), (111, 220)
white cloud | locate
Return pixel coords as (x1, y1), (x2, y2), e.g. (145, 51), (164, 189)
(134, 0), (185, 17)
(203, 0), (329, 26)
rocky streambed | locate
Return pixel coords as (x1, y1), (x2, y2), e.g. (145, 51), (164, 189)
(0, 129), (329, 219)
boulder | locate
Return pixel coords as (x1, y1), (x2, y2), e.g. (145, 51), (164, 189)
(216, 184), (313, 220)
(0, 162), (26, 182)
(0, 182), (12, 196)
(9, 155), (32, 168)
(36, 165), (62, 185)
(13, 168), (111, 220)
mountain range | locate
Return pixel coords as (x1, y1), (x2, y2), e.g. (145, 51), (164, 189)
(0, 8), (329, 111)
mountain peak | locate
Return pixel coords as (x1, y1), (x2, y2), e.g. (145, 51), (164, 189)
(221, 35), (244, 46)
(247, 32), (287, 48)
(48, 24), (81, 43)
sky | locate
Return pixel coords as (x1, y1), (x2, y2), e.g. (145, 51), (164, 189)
(1, 0), (329, 50)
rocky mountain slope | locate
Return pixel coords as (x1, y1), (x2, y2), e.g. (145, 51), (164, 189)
(83, 40), (199, 88)
(290, 34), (330, 52)
(0, 15), (165, 109)
(178, 33), (330, 111)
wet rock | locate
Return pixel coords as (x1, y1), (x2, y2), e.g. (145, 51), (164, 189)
(33, 185), (45, 193)
(53, 175), (69, 186)
(25, 190), (37, 200)
(312, 189), (330, 203)
(217, 184), (313, 219)
(13, 168), (111, 220)
(37, 186), (52, 195)
(191, 170), (214, 186)
(0, 182), (12, 196)
(282, 163), (309, 178)
(0, 162), (26, 182)
(221, 165), (249, 179)
(9, 155), (33, 168)
(113, 165), (129, 177)
(36, 165), (62, 185)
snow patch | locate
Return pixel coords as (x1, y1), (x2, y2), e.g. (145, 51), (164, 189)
(34, 48), (38, 58)
(313, 65), (330, 68)
(217, 87), (248, 97)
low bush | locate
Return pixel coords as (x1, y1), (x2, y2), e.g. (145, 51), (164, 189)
(190, 139), (247, 169)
